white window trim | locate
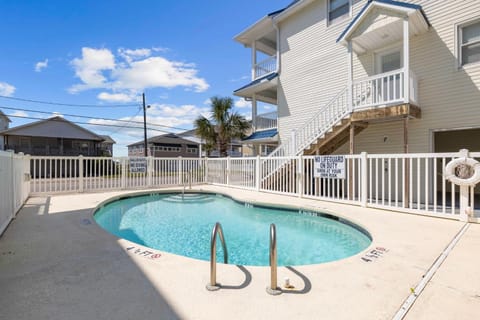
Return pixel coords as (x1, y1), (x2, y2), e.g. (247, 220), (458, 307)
(327, 0), (352, 27)
(374, 45), (403, 74)
(456, 17), (480, 68)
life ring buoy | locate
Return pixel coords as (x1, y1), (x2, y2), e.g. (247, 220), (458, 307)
(445, 157), (480, 186)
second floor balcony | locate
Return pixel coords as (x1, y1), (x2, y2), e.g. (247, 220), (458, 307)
(253, 55), (277, 80)
(254, 111), (278, 131)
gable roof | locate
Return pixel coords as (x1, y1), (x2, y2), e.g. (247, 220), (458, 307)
(0, 110), (11, 123)
(99, 135), (116, 144)
(0, 116), (104, 141)
(127, 133), (200, 147)
(337, 0), (430, 44)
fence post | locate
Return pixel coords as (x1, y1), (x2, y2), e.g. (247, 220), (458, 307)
(78, 155), (84, 192)
(147, 156), (153, 187)
(226, 157), (231, 186)
(361, 152), (368, 207)
(458, 149), (470, 222)
(297, 155), (303, 198)
(178, 156), (183, 185)
(121, 158), (126, 189)
(255, 155), (261, 191)
(8, 150), (14, 220)
(204, 158), (209, 184)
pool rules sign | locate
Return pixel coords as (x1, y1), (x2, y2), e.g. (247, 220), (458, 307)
(314, 155), (346, 179)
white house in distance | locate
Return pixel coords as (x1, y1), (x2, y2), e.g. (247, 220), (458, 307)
(234, 0), (480, 157)
(0, 110), (11, 150)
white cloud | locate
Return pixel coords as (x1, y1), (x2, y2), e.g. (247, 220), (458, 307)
(0, 82), (15, 96)
(229, 75), (249, 82)
(117, 48), (152, 63)
(87, 103), (208, 138)
(69, 47), (209, 97)
(234, 99), (251, 108)
(50, 112), (64, 118)
(69, 47), (115, 93)
(112, 56), (209, 92)
(35, 59), (49, 72)
(97, 92), (139, 103)
(11, 110), (28, 117)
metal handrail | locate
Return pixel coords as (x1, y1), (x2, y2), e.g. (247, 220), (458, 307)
(206, 222), (228, 291)
(267, 223), (281, 295)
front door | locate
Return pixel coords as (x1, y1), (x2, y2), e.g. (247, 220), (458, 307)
(375, 49), (402, 102)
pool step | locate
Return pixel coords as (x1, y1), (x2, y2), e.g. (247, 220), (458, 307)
(161, 193), (213, 203)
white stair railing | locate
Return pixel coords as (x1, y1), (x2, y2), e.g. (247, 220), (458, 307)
(268, 87), (350, 159)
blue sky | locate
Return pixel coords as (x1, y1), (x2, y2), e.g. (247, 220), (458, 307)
(0, 0), (290, 155)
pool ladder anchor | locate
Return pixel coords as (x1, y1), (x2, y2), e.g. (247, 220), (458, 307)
(266, 223), (282, 295)
(206, 222), (228, 291)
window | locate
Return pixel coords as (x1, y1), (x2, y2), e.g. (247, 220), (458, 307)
(459, 20), (480, 66)
(328, 0), (350, 25)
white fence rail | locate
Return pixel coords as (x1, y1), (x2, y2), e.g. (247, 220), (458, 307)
(30, 156), (207, 195)
(2, 150), (479, 237)
(0, 151), (30, 235)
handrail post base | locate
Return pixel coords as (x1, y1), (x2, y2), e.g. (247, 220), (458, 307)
(206, 283), (221, 291)
(266, 286), (282, 295)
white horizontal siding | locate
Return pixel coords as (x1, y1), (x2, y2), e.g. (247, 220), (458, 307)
(276, 0), (480, 153)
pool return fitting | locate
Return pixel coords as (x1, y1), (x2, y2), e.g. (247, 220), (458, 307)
(206, 222), (228, 291)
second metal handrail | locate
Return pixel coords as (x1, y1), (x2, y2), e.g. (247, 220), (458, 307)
(267, 223), (281, 295)
(206, 222), (228, 291)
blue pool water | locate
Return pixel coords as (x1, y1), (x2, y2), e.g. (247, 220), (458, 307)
(94, 193), (371, 266)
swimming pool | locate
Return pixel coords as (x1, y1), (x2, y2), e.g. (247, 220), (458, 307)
(94, 192), (371, 266)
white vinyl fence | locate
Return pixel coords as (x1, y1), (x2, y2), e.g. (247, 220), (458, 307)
(1, 150), (479, 237)
(29, 156), (207, 195)
(0, 151), (30, 235)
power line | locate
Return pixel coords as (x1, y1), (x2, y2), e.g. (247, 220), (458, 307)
(0, 105), (189, 131)
(5, 114), (176, 134)
(0, 94), (140, 108)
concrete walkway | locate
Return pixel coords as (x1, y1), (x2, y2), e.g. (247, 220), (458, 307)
(0, 186), (479, 319)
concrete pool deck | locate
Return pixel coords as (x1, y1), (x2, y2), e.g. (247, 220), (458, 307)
(0, 185), (479, 319)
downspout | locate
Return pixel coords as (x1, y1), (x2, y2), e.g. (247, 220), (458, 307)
(271, 18), (281, 75)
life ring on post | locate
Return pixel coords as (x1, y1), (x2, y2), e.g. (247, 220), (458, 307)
(445, 157), (480, 186)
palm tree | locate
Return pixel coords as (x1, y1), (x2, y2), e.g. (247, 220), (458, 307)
(194, 96), (250, 157)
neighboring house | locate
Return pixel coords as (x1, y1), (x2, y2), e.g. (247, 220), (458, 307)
(178, 129), (244, 157)
(128, 133), (200, 157)
(98, 135), (116, 156)
(0, 116), (115, 156)
(234, 0), (480, 156)
(0, 110), (11, 150)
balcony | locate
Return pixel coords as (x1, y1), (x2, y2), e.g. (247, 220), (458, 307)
(352, 69), (418, 110)
(254, 111), (278, 131)
(253, 55), (277, 80)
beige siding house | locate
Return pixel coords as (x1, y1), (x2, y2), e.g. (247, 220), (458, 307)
(234, 0), (480, 156)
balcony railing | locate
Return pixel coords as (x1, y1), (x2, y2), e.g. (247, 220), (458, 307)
(352, 69), (418, 110)
(254, 55), (277, 79)
(255, 111), (278, 131)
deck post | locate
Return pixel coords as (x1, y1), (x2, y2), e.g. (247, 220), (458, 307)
(252, 94), (257, 131)
(403, 17), (410, 103)
(347, 40), (353, 111)
(251, 41), (257, 80)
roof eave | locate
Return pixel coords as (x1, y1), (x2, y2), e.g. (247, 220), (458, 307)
(337, 0), (429, 45)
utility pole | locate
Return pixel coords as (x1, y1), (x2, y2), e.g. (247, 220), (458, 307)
(143, 93), (148, 157)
